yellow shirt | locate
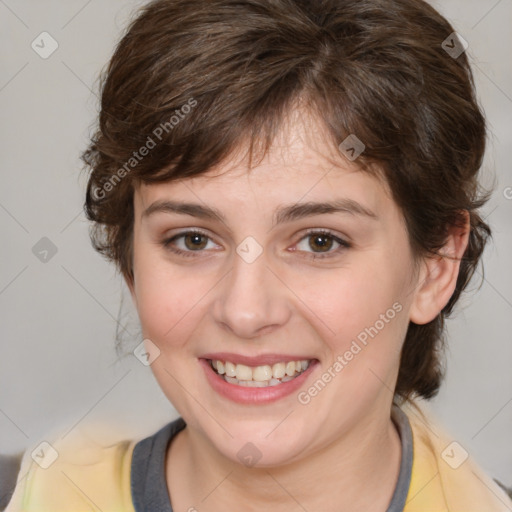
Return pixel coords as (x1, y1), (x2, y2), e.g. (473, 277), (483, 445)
(5, 400), (512, 511)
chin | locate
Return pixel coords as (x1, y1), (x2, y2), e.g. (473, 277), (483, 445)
(203, 419), (312, 468)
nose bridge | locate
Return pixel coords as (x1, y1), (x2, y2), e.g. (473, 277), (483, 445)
(213, 239), (290, 338)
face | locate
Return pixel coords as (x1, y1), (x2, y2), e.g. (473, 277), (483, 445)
(129, 109), (420, 467)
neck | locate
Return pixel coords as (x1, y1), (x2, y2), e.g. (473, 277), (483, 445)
(166, 403), (402, 512)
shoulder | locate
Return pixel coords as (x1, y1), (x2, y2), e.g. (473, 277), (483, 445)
(400, 399), (512, 512)
(5, 424), (138, 512)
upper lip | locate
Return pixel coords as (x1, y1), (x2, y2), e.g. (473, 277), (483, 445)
(200, 352), (316, 367)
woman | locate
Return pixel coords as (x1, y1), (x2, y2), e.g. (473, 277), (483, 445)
(6, 0), (512, 510)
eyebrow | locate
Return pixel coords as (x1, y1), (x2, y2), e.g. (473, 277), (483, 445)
(142, 198), (378, 226)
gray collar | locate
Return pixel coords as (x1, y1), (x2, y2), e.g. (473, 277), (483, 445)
(131, 404), (413, 512)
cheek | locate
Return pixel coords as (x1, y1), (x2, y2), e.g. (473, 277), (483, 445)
(295, 251), (411, 380)
(132, 245), (203, 348)
(302, 261), (403, 334)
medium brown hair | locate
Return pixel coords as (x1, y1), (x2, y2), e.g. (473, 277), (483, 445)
(82, 0), (492, 402)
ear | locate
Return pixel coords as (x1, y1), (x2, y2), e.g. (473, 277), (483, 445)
(409, 211), (470, 325)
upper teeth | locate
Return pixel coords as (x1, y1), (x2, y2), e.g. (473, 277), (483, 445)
(211, 359), (310, 381)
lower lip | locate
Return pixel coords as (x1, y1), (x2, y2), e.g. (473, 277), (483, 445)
(200, 358), (319, 405)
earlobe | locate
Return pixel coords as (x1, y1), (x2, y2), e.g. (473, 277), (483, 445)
(409, 211), (470, 325)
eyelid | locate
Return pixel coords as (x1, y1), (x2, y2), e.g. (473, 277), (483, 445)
(294, 228), (351, 259)
(161, 228), (219, 254)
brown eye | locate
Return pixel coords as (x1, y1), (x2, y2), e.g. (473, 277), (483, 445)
(295, 230), (351, 259)
(183, 232), (208, 250)
(162, 230), (217, 258)
(308, 233), (334, 253)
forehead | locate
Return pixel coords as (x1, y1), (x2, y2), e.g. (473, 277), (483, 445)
(134, 107), (394, 218)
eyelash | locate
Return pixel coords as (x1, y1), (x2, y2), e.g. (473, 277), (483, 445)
(161, 228), (351, 260)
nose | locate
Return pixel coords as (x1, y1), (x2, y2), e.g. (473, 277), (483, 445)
(212, 245), (291, 339)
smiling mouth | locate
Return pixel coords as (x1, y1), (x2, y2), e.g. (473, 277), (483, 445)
(208, 358), (313, 387)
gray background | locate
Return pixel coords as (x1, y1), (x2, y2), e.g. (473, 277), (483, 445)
(1, 0), (511, 486)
